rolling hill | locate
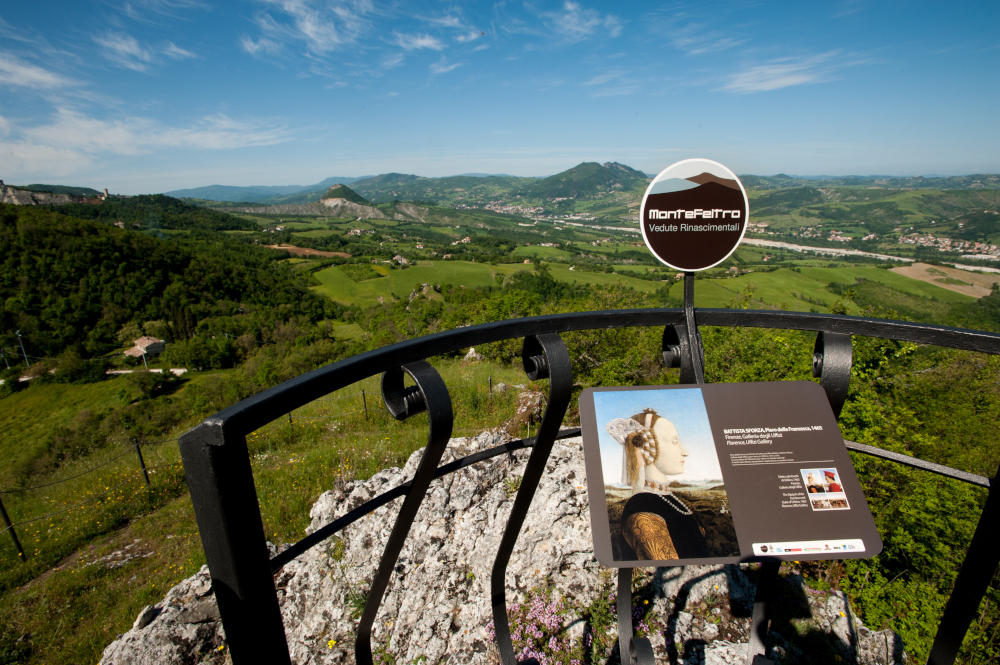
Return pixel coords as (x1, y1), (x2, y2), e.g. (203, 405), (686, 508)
(165, 176), (369, 203)
(520, 161), (648, 200)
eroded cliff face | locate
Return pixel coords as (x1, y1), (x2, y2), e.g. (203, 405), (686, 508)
(219, 199), (428, 222)
(101, 428), (905, 665)
(0, 183), (102, 206)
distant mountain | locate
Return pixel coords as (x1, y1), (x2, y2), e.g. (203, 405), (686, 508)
(17, 184), (104, 196)
(320, 184), (369, 205)
(350, 173), (536, 205)
(456, 173), (516, 177)
(740, 173), (1000, 191)
(521, 161), (648, 200)
(165, 176), (369, 203)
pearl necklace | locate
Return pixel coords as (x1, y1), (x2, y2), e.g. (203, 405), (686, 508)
(643, 480), (694, 515)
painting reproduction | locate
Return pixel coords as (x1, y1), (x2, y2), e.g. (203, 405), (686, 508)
(593, 388), (739, 562)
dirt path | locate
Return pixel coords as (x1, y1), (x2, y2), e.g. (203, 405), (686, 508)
(890, 262), (998, 298)
(266, 244), (350, 258)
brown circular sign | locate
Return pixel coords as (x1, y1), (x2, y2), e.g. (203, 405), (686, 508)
(640, 158), (749, 271)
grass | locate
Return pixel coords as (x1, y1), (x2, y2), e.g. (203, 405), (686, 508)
(658, 266), (975, 313)
(0, 359), (534, 665)
(312, 261), (506, 304)
(511, 245), (574, 260)
(545, 263), (666, 293)
(0, 381), (122, 488)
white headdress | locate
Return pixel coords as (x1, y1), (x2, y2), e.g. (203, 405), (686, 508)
(606, 411), (658, 488)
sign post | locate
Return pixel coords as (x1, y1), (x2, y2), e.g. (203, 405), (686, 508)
(640, 158), (750, 272)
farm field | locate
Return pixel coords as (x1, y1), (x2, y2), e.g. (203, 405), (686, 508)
(312, 260), (512, 304)
(662, 266), (972, 314)
(512, 245), (575, 260)
(891, 262), (999, 298)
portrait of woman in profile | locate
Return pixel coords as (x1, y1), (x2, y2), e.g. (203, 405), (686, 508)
(606, 408), (709, 561)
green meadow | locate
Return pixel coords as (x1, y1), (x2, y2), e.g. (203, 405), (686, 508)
(312, 260), (514, 304)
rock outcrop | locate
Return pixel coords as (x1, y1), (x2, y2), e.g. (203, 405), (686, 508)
(218, 200), (428, 222)
(101, 429), (904, 665)
(0, 182), (100, 205)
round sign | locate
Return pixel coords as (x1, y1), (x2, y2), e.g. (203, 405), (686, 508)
(640, 158), (749, 271)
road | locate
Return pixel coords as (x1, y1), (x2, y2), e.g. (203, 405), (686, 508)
(742, 238), (1000, 275)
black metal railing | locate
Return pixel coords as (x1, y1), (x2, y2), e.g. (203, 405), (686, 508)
(178, 273), (999, 665)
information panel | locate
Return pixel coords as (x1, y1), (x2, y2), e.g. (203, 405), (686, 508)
(579, 382), (881, 567)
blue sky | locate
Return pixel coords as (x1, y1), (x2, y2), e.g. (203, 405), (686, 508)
(1, 1), (998, 193)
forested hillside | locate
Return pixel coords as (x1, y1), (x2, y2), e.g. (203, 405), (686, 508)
(44, 195), (256, 231)
(0, 204), (329, 358)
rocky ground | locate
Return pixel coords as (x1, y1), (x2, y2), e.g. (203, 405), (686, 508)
(100, 427), (905, 665)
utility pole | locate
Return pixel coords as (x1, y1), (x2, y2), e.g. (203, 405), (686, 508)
(15, 331), (29, 369)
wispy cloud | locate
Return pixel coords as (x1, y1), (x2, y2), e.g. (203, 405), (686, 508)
(249, 0), (373, 55)
(15, 108), (289, 157)
(164, 42), (197, 60)
(542, 2), (621, 43)
(668, 23), (745, 55)
(241, 35), (283, 56)
(93, 32), (198, 71)
(583, 70), (637, 96)
(94, 32), (154, 72)
(584, 71), (620, 86)
(429, 57), (461, 75)
(720, 51), (852, 93)
(121, 0), (210, 22)
(0, 51), (73, 89)
(395, 32), (446, 51)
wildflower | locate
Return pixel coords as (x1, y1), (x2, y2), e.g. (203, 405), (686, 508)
(328, 639), (337, 648)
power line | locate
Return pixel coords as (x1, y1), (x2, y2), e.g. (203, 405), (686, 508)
(0, 474), (144, 535)
(0, 445), (140, 494)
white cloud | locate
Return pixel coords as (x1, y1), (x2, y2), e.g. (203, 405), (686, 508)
(584, 72), (619, 86)
(668, 24), (745, 55)
(5, 109), (291, 176)
(542, 2), (621, 43)
(720, 51), (848, 93)
(455, 30), (482, 43)
(429, 58), (461, 75)
(94, 32), (154, 72)
(0, 51), (73, 88)
(241, 35), (283, 56)
(473, 43), (489, 51)
(0, 139), (91, 175)
(382, 53), (404, 68)
(250, 0), (373, 55)
(395, 32), (446, 51)
(164, 42), (197, 60)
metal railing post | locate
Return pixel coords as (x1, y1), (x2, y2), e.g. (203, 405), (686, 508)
(0, 493), (26, 562)
(927, 462), (1000, 665)
(133, 439), (150, 487)
(179, 422), (291, 664)
(683, 273), (705, 384)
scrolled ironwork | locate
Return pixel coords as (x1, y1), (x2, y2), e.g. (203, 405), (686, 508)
(178, 305), (1000, 665)
(356, 361), (453, 665)
(617, 567), (655, 665)
(813, 331), (852, 418)
(491, 334), (574, 665)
